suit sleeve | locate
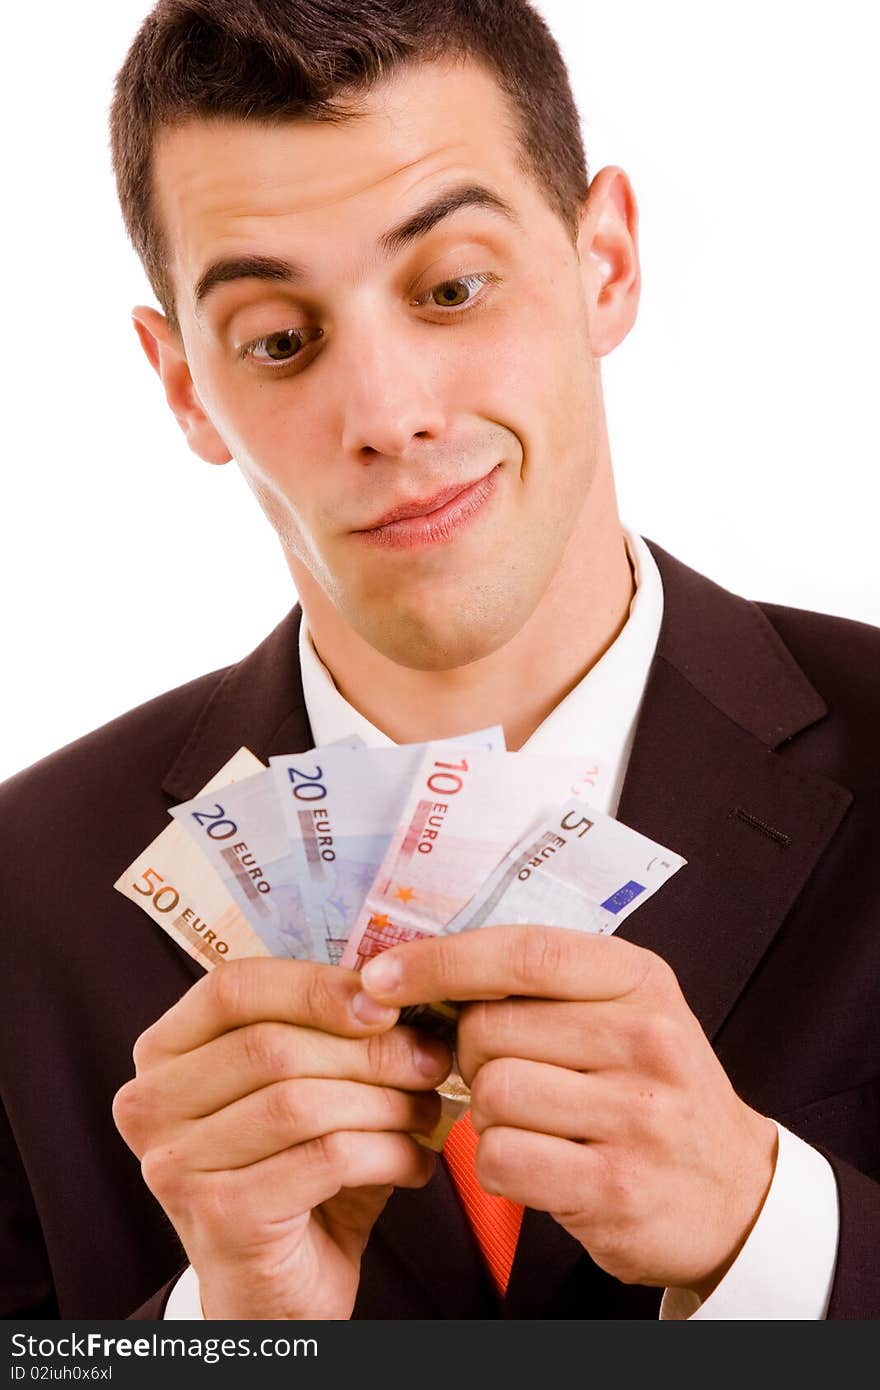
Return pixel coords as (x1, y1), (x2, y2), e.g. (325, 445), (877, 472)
(822, 1148), (880, 1319)
(128, 1271), (188, 1320)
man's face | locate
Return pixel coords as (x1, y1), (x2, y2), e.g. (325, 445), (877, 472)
(152, 59), (616, 669)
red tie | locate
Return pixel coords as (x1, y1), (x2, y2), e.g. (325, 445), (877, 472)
(443, 1110), (525, 1297)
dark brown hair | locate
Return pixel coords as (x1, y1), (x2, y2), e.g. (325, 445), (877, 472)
(110, 0), (590, 330)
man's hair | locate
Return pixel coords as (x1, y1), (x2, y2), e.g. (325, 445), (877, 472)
(110, 0), (590, 332)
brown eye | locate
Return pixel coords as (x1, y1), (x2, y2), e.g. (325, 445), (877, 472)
(242, 326), (323, 367)
(264, 330), (302, 360)
(419, 272), (495, 313)
(431, 280), (471, 308)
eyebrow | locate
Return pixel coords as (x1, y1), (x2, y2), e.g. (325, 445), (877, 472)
(193, 181), (519, 309)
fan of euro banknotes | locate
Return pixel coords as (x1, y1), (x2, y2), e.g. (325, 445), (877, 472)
(115, 727), (686, 1144)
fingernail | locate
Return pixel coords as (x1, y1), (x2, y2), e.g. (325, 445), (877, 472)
(351, 990), (398, 1025)
(360, 953), (402, 996)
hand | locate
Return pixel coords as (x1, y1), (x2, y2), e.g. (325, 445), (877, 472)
(112, 958), (451, 1319)
(360, 925), (778, 1297)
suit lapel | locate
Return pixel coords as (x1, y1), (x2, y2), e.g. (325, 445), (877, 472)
(614, 654), (852, 1035)
(161, 607), (313, 803)
(615, 543), (852, 1041)
(153, 606), (314, 990)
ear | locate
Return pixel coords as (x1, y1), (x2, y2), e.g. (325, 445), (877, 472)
(131, 306), (232, 465)
(576, 166), (641, 359)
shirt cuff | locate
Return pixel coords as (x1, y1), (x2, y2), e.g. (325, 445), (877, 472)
(660, 1121), (839, 1320)
(163, 1264), (204, 1320)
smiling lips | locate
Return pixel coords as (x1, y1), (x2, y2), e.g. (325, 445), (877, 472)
(354, 464), (501, 550)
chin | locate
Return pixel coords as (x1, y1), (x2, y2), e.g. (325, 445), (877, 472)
(351, 592), (531, 672)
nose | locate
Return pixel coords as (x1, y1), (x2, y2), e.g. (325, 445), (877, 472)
(338, 317), (448, 460)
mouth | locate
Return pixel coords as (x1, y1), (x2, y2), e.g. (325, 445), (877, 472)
(353, 465), (502, 551)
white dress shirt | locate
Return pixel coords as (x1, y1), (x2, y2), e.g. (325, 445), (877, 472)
(165, 528), (839, 1320)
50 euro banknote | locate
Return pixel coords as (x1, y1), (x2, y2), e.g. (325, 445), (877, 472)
(114, 747), (271, 969)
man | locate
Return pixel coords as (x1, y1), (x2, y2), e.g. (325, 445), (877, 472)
(0, 0), (876, 1321)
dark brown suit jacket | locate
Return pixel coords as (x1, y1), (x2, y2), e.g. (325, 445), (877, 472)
(1, 541), (878, 1319)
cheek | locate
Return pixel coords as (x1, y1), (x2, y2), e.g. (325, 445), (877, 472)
(479, 282), (592, 429)
(202, 376), (321, 518)
(187, 353), (342, 575)
(484, 314), (596, 519)
(240, 469), (315, 568)
(193, 351), (316, 478)
(225, 409), (327, 566)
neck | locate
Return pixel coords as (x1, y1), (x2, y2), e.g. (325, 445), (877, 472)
(289, 472), (634, 753)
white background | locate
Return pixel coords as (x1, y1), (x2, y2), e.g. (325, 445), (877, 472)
(2, 1), (878, 782)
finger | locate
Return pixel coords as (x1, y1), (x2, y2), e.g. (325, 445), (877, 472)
(469, 1057), (625, 1142)
(456, 997), (641, 1079)
(474, 1125), (595, 1214)
(182, 1077), (443, 1170)
(129, 1021), (452, 1127)
(133, 957), (399, 1066)
(359, 924), (657, 1009)
(145, 1129), (437, 1239)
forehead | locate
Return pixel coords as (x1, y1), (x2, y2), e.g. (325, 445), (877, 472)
(152, 59), (533, 312)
